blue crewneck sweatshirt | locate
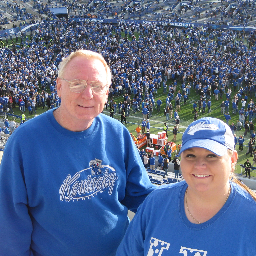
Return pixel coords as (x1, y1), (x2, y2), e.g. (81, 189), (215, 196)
(0, 109), (155, 256)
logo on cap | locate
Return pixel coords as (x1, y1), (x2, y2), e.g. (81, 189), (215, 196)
(187, 122), (218, 135)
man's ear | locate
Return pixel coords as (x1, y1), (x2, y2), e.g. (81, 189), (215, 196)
(56, 78), (62, 98)
(105, 86), (109, 103)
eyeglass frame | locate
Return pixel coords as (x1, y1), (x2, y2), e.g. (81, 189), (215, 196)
(60, 78), (108, 94)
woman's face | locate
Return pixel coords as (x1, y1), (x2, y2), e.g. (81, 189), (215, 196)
(180, 147), (237, 193)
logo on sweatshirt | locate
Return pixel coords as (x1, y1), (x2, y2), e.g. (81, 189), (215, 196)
(146, 238), (208, 256)
(147, 237), (170, 256)
(59, 159), (118, 202)
(179, 246), (207, 256)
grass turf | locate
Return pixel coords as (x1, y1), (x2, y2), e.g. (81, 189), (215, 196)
(6, 80), (254, 177)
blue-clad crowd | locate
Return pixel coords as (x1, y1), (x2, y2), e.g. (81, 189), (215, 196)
(0, 20), (256, 117)
(0, 1), (255, 139)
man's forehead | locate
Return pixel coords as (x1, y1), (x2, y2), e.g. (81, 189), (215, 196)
(64, 57), (107, 79)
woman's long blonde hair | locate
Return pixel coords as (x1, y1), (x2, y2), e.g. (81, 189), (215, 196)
(229, 149), (256, 201)
(231, 174), (256, 200)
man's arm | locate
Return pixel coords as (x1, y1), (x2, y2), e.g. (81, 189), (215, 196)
(0, 139), (33, 255)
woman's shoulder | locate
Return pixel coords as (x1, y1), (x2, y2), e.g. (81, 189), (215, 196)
(232, 182), (256, 208)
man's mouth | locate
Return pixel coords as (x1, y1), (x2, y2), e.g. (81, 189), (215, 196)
(78, 105), (93, 108)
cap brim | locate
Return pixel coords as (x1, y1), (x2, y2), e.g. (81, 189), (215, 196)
(178, 139), (228, 157)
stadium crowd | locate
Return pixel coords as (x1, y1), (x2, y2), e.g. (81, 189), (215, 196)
(1, 0), (255, 27)
(0, 0), (255, 142)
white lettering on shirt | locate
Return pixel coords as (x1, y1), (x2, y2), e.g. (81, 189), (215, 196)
(59, 161), (118, 202)
(147, 237), (170, 256)
(179, 246), (207, 256)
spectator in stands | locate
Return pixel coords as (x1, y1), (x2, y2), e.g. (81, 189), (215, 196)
(156, 98), (162, 112)
(146, 119), (150, 131)
(158, 153), (163, 168)
(202, 99), (206, 113)
(144, 153), (149, 169)
(236, 120), (242, 131)
(3, 126), (10, 135)
(192, 101), (197, 113)
(142, 106), (149, 120)
(163, 157), (169, 177)
(207, 99), (211, 113)
(246, 138), (254, 157)
(146, 129), (151, 147)
(214, 87), (219, 101)
(169, 103), (173, 119)
(238, 135), (244, 151)
(234, 134), (238, 148)
(149, 153), (156, 171)
(174, 110), (179, 120)
(175, 116), (180, 130)
(110, 106), (114, 118)
(220, 101), (225, 114)
(194, 110), (198, 121)
(121, 109), (126, 124)
(163, 122), (168, 138)
(244, 159), (252, 179)
(251, 130), (256, 144)
(141, 119), (146, 134)
(230, 122), (236, 134)
(167, 147), (172, 162)
(165, 106), (170, 121)
(140, 148), (146, 162)
(244, 121), (250, 136)
(172, 156), (180, 179)
(135, 124), (141, 137)
(239, 108), (245, 126)
(21, 113), (26, 123)
(0, 50), (156, 256)
(116, 117), (256, 256)
(224, 112), (231, 125)
(173, 125), (178, 142)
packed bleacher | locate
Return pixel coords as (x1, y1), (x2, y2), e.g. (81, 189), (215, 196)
(0, 0), (255, 181)
(0, 0), (255, 29)
(0, 1), (255, 118)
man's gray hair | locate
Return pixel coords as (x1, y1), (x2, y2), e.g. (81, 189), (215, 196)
(58, 49), (112, 87)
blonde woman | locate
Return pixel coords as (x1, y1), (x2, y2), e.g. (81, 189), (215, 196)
(117, 117), (256, 256)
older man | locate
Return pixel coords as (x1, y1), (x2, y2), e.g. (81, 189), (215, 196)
(0, 50), (155, 256)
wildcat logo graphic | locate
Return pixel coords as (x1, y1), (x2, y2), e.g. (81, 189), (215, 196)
(179, 246), (207, 256)
(147, 237), (170, 256)
(59, 159), (118, 202)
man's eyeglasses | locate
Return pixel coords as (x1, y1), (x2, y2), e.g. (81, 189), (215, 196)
(60, 78), (107, 94)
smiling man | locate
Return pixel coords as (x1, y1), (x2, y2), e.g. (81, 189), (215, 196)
(54, 50), (111, 131)
(0, 50), (155, 256)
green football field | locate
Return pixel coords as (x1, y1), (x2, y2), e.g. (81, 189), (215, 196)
(5, 81), (255, 178)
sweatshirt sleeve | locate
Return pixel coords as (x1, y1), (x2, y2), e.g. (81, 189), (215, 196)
(0, 135), (33, 256)
(116, 202), (146, 256)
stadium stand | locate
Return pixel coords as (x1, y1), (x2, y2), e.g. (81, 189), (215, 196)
(0, 0), (255, 189)
(0, 0), (255, 29)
